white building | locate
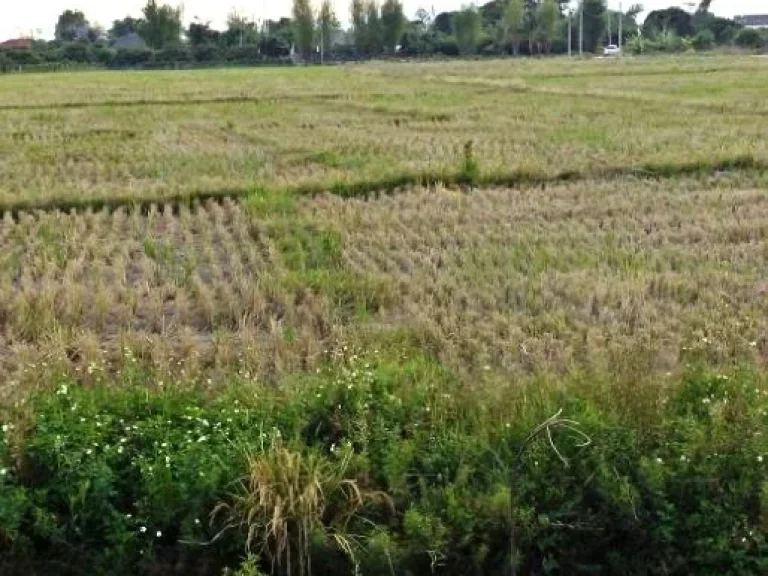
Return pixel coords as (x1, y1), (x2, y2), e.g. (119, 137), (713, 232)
(735, 15), (768, 29)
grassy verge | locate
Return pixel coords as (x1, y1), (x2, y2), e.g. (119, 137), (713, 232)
(2, 345), (768, 574)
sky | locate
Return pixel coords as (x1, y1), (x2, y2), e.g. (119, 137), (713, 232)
(1, 1), (764, 41)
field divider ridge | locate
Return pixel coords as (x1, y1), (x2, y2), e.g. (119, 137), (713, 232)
(0, 92), (393, 112)
(0, 154), (763, 221)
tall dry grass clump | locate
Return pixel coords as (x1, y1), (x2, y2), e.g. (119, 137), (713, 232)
(214, 446), (391, 576)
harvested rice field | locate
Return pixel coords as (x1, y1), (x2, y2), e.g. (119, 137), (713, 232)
(2, 55), (768, 575)
(0, 57), (766, 208)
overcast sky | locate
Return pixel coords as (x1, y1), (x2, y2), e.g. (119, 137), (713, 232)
(2, 1), (763, 41)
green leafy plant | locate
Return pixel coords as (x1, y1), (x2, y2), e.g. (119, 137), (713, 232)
(459, 140), (480, 188)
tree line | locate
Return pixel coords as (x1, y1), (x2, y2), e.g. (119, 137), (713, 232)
(1, 0), (765, 72)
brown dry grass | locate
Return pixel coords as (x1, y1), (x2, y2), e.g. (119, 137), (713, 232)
(302, 174), (768, 377)
(1, 57), (767, 404)
(0, 199), (342, 400)
(0, 171), (765, 403)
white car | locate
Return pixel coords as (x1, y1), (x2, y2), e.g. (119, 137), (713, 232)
(603, 45), (621, 57)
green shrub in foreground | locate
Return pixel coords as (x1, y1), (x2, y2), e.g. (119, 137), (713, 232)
(2, 353), (768, 574)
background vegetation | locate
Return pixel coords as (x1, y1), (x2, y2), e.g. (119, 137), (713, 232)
(2, 0), (766, 73)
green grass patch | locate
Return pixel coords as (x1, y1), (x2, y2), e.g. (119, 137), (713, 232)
(305, 150), (370, 170)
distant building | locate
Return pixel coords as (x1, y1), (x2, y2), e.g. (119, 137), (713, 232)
(0, 38), (33, 50)
(735, 15), (768, 29)
(111, 32), (147, 50)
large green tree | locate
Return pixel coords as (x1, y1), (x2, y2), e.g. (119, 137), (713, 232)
(55, 10), (90, 42)
(109, 17), (142, 41)
(223, 11), (260, 47)
(140, 1), (182, 49)
(522, 0), (538, 54)
(581, 0), (607, 53)
(351, 0), (368, 53)
(643, 7), (695, 38)
(502, 0), (526, 55)
(536, 0), (560, 53)
(453, 5), (482, 55)
(318, 0), (340, 55)
(365, 1), (383, 55)
(381, 0), (406, 53)
(292, 0), (316, 57)
(187, 20), (220, 46)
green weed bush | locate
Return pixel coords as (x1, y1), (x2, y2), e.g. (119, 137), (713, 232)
(2, 353), (768, 574)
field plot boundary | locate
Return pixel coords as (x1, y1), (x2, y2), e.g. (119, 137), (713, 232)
(0, 154), (763, 221)
(0, 91), (382, 112)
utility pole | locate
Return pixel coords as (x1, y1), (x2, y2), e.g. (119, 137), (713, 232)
(618, 2), (623, 55)
(568, 10), (573, 57)
(320, 24), (324, 64)
(579, 1), (584, 57)
(607, 9), (611, 46)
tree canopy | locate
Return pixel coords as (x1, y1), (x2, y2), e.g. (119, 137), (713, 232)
(55, 10), (90, 42)
(140, 0), (182, 49)
(292, 0), (315, 57)
(109, 17), (142, 41)
(381, 0), (406, 53)
(581, 0), (607, 53)
(643, 7), (695, 38)
(318, 0), (341, 54)
(453, 5), (483, 55)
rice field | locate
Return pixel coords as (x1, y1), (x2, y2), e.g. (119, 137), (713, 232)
(0, 56), (766, 209)
(3, 55), (768, 574)
(0, 54), (766, 397)
(1, 171), (766, 396)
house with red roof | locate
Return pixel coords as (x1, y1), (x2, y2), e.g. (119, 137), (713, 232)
(0, 38), (33, 50)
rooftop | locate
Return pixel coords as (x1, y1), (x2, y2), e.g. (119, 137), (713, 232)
(0, 38), (33, 50)
(735, 15), (768, 27)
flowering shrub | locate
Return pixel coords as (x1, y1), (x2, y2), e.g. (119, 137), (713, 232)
(1, 354), (768, 574)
